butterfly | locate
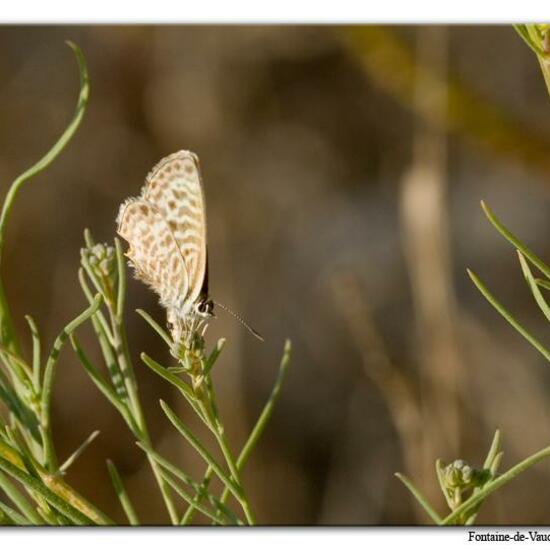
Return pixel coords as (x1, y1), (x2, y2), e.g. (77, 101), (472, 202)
(116, 150), (213, 345)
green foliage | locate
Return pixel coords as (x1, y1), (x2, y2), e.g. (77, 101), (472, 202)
(0, 43), (291, 525)
(514, 24), (550, 99)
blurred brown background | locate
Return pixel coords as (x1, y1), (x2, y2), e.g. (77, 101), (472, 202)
(1, 25), (550, 525)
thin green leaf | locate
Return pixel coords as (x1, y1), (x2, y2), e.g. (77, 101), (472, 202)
(0, 42), (89, 261)
(59, 431), (100, 475)
(78, 267), (116, 347)
(468, 269), (550, 363)
(217, 340), (291, 513)
(136, 310), (172, 348)
(136, 442), (240, 525)
(0, 369), (40, 443)
(24, 315), (41, 390)
(41, 294), (102, 471)
(159, 469), (225, 525)
(0, 500), (30, 525)
(0, 457), (92, 525)
(160, 400), (242, 502)
(481, 201), (550, 280)
(514, 24), (545, 56)
(536, 278), (550, 292)
(0, 344), (33, 384)
(0, 469), (42, 524)
(483, 429), (501, 470)
(70, 335), (138, 434)
(395, 472), (442, 524)
(204, 338), (226, 375)
(237, 339), (290, 470)
(106, 460), (139, 526)
(518, 251), (550, 323)
(141, 353), (195, 404)
(78, 269), (126, 399)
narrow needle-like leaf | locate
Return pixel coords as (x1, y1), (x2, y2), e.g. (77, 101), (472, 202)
(136, 310), (172, 347)
(483, 429), (502, 470)
(0, 457), (93, 525)
(217, 340), (292, 511)
(70, 335), (138, 434)
(238, 339), (291, 470)
(481, 201), (550, 280)
(24, 315), (41, 390)
(136, 442), (240, 525)
(0, 41), (89, 267)
(518, 251), (550, 323)
(41, 294), (102, 472)
(160, 400), (242, 502)
(0, 500), (30, 525)
(159, 470), (226, 525)
(468, 269), (550, 364)
(106, 460), (139, 526)
(59, 431), (100, 474)
(0, 469), (42, 524)
(395, 472), (442, 524)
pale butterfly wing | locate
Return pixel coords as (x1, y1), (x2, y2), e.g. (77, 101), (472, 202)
(116, 197), (189, 310)
(143, 151), (208, 311)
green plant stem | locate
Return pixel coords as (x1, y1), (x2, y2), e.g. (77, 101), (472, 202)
(95, 242), (178, 524)
(160, 400), (241, 498)
(194, 385), (256, 525)
(185, 340), (291, 525)
(112, 317), (179, 525)
(211, 419), (255, 525)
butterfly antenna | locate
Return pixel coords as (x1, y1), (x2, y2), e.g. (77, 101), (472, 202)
(213, 301), (264, 341)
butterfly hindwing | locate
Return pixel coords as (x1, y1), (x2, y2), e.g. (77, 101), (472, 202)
(116, 198), (189, 310)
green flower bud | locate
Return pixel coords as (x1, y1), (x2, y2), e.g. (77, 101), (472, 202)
(82, 242), (117, 281)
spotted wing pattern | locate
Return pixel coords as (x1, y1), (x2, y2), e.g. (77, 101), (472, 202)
(116, 198), (188, 310)
(143, 151), (207, 309)
(116, 150), (207, 316)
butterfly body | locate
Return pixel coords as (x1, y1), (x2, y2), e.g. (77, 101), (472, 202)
(117, 150), (213, 345)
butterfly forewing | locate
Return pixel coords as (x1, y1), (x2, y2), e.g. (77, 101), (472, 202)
(143, 151), (208, 310)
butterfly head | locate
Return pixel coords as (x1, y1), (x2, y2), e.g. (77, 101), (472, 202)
(194, 297), (214, 319)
